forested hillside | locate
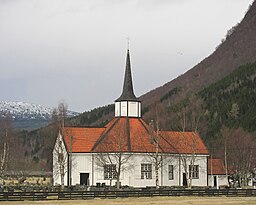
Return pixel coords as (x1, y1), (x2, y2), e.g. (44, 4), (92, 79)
(199, 62), (256, 142)
(163, 62), (256, 144)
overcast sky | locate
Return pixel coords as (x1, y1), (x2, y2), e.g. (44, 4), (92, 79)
(0, 0), (254, 112)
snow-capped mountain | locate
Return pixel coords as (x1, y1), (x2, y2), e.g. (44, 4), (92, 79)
(0, 101), (79, 120)
(0, 101), (79, 129)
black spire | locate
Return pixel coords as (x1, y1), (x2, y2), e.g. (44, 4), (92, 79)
(115, 49), (138, 102)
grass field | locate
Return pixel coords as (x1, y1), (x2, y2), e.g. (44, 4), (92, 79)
(0, 197), (256, 205)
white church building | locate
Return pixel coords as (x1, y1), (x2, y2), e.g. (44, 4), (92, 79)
(53, 49), (218, 188)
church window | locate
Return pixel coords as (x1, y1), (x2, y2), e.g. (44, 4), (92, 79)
(168, 165), (174, 180)
(141, 164), (152, 179)
(58, 153), (63, 163)
(104, 164), (117, 180)
(189, 165), (199, 179)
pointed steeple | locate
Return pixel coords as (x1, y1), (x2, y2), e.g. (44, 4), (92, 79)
(114, 49), (141, 118)
(115, 49), (138, 102)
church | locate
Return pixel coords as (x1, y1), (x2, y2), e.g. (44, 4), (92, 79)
(53, 49), (214, 188)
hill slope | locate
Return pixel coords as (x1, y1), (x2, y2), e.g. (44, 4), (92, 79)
(198, 62), (256, 141)
(69, 1), (256, 129)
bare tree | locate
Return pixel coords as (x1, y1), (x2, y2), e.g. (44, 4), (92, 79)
(145, 118), (171, 188)
(176, 96), (203, 188)
(58, 102), (68, 134)
(0, 113), (12, 179)
(53, 132), (68, 186)
(52, 102), (69, 186)
(178, 132), (200, 188)
(50, 101), (68, 133)
(220, 127), (231, 186)
(221, 128), (256, 187)
(95, 129), (133, 189)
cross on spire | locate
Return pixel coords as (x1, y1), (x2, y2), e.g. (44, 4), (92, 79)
(127, 36), (130, 50)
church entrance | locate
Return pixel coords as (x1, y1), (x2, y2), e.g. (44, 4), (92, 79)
(214, 176), (217, 187)
(183, 173), (188, 187)
(80, 173), (89, 186)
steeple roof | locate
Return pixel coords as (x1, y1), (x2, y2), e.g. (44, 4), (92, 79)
(115, 49), (138, 102)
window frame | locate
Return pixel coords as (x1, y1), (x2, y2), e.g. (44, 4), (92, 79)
(168, 165), (174, 180)
(189, 165), (199, 179)
(141, 164), (152, 179)
(104, 164), (117, 180)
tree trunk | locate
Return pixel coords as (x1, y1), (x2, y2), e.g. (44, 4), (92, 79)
(155, 165), (159, 188)
(116, 175), (120, 189)
(117, 161), (121, 190)
(0, 141), (8, 177)
(224, 138), (229, 186)
(61, 168), (64, 186)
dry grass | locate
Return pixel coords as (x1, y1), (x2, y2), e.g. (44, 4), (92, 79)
(0, 197), (256, 205)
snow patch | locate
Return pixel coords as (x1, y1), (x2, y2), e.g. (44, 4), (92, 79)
(0, 101), (79, 120)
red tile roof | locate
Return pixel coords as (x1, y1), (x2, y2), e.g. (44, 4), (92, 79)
(92, 118), (130, 153)
(159, 131), (209, 155)
(63, 127), (105, 153)
(208, 158), (226, 175)
(62, 118), (209, 155)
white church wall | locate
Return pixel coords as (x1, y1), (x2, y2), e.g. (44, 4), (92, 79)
(70, 153), (93, 186)
(208, 175), (228, 188)
(120, 102), (127, 116)
(161, 156), (180, 186)
(138, 103), (141, 117)
(52, 134), (68, 186)
(116, 101), (141, 117)
(92, 153), (136, 187)
(65, 153), (208, 187)
(115, 102), (120, 116)
(128, 102), (138, 117)
(178, 155), (208, 187)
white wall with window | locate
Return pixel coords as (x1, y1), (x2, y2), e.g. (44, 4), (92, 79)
(179, 155), (208, 187)
(59, 152), (208, 187)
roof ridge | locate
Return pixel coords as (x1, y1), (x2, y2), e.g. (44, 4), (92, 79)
(126, 118), (131, 152)
(159, 133), (179, 154)
(91, 118), (120, 151)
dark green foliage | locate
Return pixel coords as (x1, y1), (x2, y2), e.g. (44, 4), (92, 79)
(199, 62), (256, 142)
(160, 87), (182, 102)
(33, 156), (39, 163)
(69, 104), (114, 126)
(12, 119), (50, 131)
(166, 98), (189, 113)
(142, 106), (149, 115)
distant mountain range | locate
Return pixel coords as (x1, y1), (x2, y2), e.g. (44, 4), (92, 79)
(0, 101), (79, 130)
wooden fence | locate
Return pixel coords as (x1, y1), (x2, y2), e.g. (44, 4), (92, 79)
(0, 189), (255, 201)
